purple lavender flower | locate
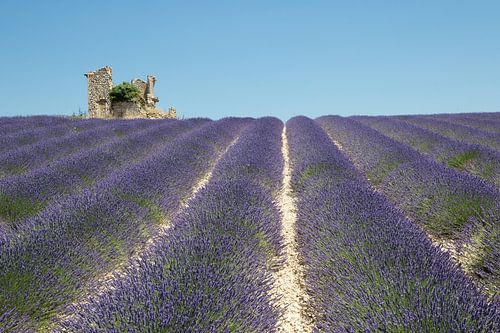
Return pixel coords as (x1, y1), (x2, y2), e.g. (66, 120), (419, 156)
(398, 115), (500, 151)
(56, 118), (284, 332)
(0, 118), (249, 330)
(287, 116), (499, 331)
(317, 115), (500, 295)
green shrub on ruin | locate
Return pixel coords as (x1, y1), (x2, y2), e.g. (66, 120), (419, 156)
(109, 82), (143, 103)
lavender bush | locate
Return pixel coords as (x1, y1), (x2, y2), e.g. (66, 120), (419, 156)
(0, 119), (153, 179)
(317, 115), (500, 292)
(398, 115), (500, 151)
(0, 118), (248, 330)
(456, 210), (500, 296)
(0, 115), (72, 137)
(287, 116), (499, 331)
(0, 114), (497, 332)
(0, 119), (206, 230)
(353, 116), (500, 187)
(423, 113), (500, 134)
(57, 117), (284, 332)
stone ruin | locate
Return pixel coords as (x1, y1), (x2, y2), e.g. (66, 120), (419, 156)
(84, 66), (176, 119)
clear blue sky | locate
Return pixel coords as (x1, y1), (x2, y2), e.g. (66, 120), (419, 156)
(0, 1), (499, 120)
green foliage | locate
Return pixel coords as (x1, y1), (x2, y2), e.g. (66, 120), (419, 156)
(367, 159), (403, 186)
(109, 82), (142, 103)
(114, 191), (165, 225)
(294, 163), (347, 190)
(0, 194), (43, 222)
(1, 164), (27, 177)
(481, 163), (495, 179)
(295, 164), (329, 191)
(447, 150), (479, 169)
(424, 195), (491, 238)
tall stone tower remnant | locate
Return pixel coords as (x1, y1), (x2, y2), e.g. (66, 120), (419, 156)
(84, 66), (176, 119)
(84, 66), (113, 118)
(146, 75), (159, 107)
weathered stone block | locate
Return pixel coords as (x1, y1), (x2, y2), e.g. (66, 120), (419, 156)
(111, 101), (148, 119)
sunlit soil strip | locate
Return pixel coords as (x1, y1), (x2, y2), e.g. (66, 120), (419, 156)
(272, 127), (313, 333)
(54, 137), (240, 325)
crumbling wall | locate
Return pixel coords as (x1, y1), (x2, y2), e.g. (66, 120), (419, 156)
(168, 107), (177, 118)
(111, 102), (175, 119)
(131, 79), (147, 99)
(84, 66), (113, 118)
(112, 101), (148, 119)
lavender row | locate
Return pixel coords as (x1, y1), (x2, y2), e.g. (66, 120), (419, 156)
(287, 116), (498, 331)
(424, 112), (500, 121)
(57, 117), (284, 332)
(353, 116), (500, 188)
(0, 117), (112, 155)
(398, 115), (500, 151)
(0, 118), (248, 331)
(422, 113), (500, 134)
(0, 119), (207, 231)
(464, 112), (500, 121)
(317, 116), (500, 292)
(0, 115), (72, 136)
(0, 119), (156, 179)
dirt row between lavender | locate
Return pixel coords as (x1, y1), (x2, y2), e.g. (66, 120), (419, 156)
(270, 127), (314, 333)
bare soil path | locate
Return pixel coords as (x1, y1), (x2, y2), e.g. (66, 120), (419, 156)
(271, 127), (313, 333)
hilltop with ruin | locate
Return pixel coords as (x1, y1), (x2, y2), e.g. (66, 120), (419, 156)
(84, 66), (176, 119)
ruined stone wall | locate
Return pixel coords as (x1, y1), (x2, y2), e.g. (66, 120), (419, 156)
(85, 67), (113, 118)
(112, 101), (148, 119)
(168, 107), (177, 119)
(111, 102), (176, 119)
(131, 79), (147, 99)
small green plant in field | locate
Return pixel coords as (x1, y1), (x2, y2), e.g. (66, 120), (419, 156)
(367, 159), (403, 186)
(109, 82), (143, 104)
(297, 164), (328, 187)
(480, 162), (495, 179)
(447, 150), (479, 170)
(424, 195), (491, 238)
(0, 194), (43, 222)
(3, 165), (27, 176)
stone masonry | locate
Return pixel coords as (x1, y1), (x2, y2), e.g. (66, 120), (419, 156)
(85, 66), (176, 119)
(84, 66), (113, 118)
(131, 79), (147, 98)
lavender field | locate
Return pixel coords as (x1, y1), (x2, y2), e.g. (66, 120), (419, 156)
(0, 114), (498, 332)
